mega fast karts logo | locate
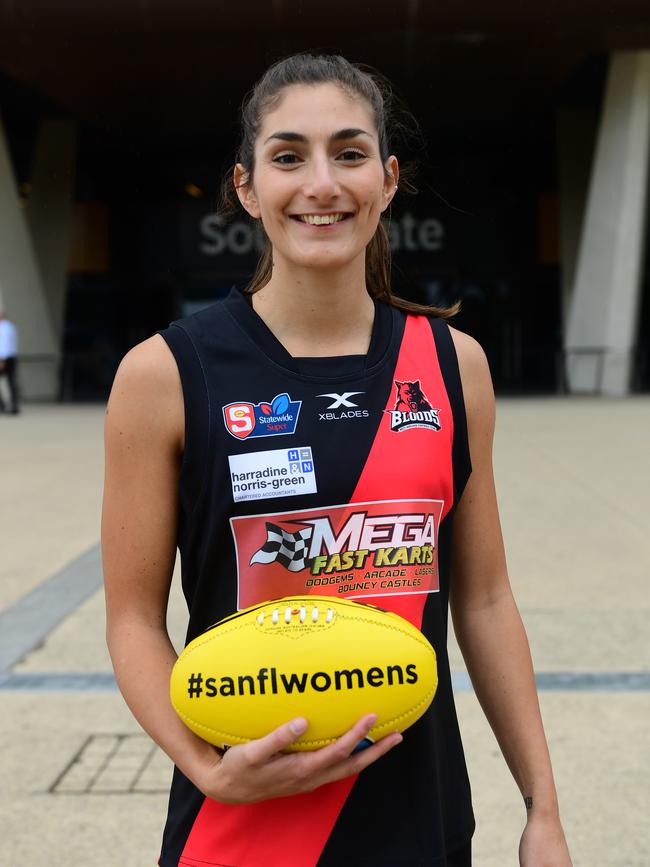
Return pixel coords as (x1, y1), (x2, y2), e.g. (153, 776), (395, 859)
(230, 499), (444, 608)
(387, 379), (441, 433)
(223, 393), (301, 440)
(249, 510), (435, 573)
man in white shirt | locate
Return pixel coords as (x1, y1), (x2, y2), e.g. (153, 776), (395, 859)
(0, 312), (19, 414)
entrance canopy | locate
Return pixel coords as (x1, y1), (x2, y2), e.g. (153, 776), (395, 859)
(1, 1), (649, 136)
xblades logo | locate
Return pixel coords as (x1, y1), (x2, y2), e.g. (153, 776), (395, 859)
(317, 392), (369, 422)
(318, 392), (363, 409)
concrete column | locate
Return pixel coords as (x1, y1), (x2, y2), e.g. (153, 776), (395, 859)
(556, 108), (598, 328)
(27, 119), (77, 338)
(565, 51), (650, 395)
(0, 114), (59, 399)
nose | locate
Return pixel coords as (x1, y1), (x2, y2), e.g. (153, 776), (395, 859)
(303, 152), (340, 200)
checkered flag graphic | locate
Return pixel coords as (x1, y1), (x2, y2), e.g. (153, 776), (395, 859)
(249, 522), (313, 572)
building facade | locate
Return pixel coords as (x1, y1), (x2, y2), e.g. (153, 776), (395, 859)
(0, 2), (649, 399)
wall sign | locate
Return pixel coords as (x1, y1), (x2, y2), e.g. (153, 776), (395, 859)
(197, 211), (445, 258)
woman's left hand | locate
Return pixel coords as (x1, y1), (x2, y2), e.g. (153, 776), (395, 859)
(519, 814), (572, 866)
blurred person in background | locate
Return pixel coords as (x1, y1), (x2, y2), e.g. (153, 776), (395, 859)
(0, 311), (19, 414)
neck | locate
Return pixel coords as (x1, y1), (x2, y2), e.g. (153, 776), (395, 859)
(251, 253), (375, 357)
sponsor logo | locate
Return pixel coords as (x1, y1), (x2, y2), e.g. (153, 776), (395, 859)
(230, 499), (444, 608)
(317, 391), (370, 422)
(318, 392), (363, 409)
(387, 379), (441, 433)
(223, 392), (301, 440)
(250, 510), (435, 574)
(228, 447), (316, 503)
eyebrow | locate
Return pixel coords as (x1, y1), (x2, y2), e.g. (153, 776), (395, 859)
(263, 127), (373, 146)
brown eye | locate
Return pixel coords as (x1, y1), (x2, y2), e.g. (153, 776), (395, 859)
(272, 153), (301, 165)
(338, 149), (366, 161)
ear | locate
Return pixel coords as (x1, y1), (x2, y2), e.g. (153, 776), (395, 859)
(414, 380), (420, 388)
(395, 380), (403, 388)
(381, 155), (399, 212)
(234, 163), (261, 219)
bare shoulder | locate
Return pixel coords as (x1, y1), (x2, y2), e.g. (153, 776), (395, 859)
(448, 326), (495, 430)
(448, 326), (490, 381)
(111, 334), (179, 394)
(106, 335), (183, 450)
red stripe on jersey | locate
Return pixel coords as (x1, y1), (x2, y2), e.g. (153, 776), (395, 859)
(179, 778), (355, 867)
(351, 314), (454, 627)
(180, 314), (452, 866)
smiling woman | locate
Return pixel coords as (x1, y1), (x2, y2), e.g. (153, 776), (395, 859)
(219, 54), (456, 325)
(102, 51), (572, 867)
(241, 87), (391, 289)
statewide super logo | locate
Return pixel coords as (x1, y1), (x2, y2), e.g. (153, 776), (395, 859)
(223, 392), (301, 440)
(230, 499), (444, 609)
(387, 379), (441, 433)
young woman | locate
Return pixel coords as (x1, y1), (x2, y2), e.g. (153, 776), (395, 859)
(102, 53), (572, 867)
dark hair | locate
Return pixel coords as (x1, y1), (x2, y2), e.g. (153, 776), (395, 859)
(220, 52), (458, 319)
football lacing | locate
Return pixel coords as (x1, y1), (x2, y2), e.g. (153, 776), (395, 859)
(256, 605), (334, 625)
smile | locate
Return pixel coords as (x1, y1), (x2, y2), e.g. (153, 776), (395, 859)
(292, 213), (352, 225)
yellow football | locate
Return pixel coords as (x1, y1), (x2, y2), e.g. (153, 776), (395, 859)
(170, 596), (437, 752)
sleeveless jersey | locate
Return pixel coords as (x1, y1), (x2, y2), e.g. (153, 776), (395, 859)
(158, 286), (475, 867)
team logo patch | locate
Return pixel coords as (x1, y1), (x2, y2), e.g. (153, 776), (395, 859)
(223, 392), (301, 440)
(228, 447), (316, 503)
(387, 379), (441, 433)
(230, 499), (444, 608)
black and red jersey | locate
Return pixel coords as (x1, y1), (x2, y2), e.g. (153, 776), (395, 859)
(158, 286), (475, 866)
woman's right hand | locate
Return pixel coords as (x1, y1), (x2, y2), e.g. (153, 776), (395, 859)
(196, 713), (402, 804)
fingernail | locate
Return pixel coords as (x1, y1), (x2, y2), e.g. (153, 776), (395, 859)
(366, 713), (378, 727)
(393, 733), (403, 745)
(289, 718), (308, 735)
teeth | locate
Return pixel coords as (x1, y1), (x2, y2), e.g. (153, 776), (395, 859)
(298, 213), (347, 225)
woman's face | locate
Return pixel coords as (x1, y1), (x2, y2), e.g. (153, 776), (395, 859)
(235, 83), (398, 273)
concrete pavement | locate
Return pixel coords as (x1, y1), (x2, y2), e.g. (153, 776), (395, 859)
(1, 400), (649, 866)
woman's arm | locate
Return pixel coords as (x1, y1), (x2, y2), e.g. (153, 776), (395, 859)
(102, 336), (401, 804)
(102, 335), (219, 786)
(449, 329), (572, 866)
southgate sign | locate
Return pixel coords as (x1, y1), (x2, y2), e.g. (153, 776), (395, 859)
(198, 211), (445, 257)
